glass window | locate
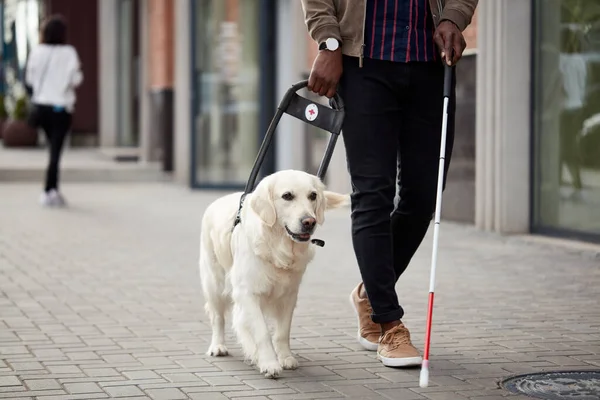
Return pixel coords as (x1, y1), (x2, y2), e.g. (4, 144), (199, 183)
(1, 0), (44, 107)
(192, 0), (260, 186)
(532, 0), (600, 237)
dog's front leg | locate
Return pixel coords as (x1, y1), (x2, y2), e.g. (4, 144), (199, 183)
(273, 292), (299, 370)
(232, 295), (282, 378)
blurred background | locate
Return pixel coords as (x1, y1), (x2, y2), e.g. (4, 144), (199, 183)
(0, 0), (598, 244)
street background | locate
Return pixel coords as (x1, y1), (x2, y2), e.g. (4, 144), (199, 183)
(1, 0), (600, 398)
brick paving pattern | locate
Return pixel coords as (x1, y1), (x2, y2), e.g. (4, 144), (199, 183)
(0, 183), (599, 399)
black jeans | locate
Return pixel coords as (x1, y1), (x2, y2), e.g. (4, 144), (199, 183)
(37, 105), (73, 192)
(338, 56), (456, 324)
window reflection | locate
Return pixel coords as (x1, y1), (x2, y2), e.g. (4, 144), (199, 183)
(1, 0), (43, 111)
(533, 0), (600, 236)
(193, 0), (260, 186)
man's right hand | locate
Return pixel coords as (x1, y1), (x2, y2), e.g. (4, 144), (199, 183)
(307, 49), (343, 98)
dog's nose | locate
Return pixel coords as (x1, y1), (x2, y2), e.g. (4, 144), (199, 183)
(301, 216), (316, 230)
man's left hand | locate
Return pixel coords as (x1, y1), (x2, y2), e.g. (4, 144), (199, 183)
(434, 20), (466, 66)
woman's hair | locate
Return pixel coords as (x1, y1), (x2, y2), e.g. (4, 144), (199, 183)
(41, 14), (67, 45)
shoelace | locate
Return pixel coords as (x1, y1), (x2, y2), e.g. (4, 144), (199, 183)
(380, 325), (411, 350)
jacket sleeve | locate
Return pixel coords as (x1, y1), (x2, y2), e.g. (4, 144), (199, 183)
(441, 0), (478, 32)
(300, 0), (341, 45)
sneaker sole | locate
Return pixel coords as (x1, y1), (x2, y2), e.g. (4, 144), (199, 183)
(377, 354), (423, 368)
(348, 292), (379, 352)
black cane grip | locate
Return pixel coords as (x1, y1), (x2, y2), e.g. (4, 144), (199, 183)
(443, 64), (453, 99)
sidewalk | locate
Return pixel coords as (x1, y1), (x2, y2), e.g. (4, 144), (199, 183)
(0, 147), (168, 183)
(0, 183), (598, 400)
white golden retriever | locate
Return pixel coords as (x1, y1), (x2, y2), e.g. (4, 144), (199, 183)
(199, 170), (349, 378)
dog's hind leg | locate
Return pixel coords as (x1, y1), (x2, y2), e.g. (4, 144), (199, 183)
(200, 249), (229, 357)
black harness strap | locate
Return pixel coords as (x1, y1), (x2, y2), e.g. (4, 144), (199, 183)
(232, 193), (247, 231)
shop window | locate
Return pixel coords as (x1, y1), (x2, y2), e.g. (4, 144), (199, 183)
(532, 0), (600, 238)
(1, 0), (45, 113)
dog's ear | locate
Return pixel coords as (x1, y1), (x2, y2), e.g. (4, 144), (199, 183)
(325, 191), (351, 210)
(314, 181), (327, 225)
(249, 179), (277, 227)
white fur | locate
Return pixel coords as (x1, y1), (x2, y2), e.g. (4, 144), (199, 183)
(199, 170), (349, 378)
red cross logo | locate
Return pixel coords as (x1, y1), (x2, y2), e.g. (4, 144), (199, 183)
(305, 104), (319, 121)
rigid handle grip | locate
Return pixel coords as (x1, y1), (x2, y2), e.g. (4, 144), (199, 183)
(285, 80), (345, 110)
(280, 80), (346, 135)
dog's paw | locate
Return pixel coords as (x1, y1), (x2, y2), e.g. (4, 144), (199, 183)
(206, 344), (229, 357)
(244, 353), (258, 366)
(279, 355), (299, 370)
(259, 361), (282, 379)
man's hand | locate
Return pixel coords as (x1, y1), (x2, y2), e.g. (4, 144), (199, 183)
(307, 48), (343, 98)
(434, 20), (466, 66)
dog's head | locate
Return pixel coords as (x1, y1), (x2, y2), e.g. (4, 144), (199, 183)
(248, 170), (349, 243)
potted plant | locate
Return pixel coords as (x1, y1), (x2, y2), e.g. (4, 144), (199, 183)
(0, 94), (7, 140)
(2, 95), (38, 147)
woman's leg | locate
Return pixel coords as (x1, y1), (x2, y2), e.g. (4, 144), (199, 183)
(45, 110), (72, 193)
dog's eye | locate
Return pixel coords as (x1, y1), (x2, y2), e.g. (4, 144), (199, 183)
(308, 192), (317, 201)
(281, 192), (294, 201)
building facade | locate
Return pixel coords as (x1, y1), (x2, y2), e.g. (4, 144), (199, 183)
(3, 0), (596, 243)
(476, 0), (600, 242)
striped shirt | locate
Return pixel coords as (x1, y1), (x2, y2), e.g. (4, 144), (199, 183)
(364, 0), (438, 63)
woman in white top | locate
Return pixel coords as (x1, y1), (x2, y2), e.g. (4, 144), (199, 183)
(25, 14), (83, 207)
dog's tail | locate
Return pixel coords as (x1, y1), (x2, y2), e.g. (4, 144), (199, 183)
(324, 191), (351, 210)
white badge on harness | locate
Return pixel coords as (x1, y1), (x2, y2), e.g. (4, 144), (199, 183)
(305, 103), (319, 122)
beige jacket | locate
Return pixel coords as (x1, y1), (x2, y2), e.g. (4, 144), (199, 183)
(300, 0), (478, 64)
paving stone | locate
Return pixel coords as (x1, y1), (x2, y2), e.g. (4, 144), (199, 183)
(0, 376), (22, 386)
(145, 388), (188, 400)
(103, 385), (145, 397)
(23, 379), (62, 390)
(64, 382), (104, 394)
(122, 371), (162, 380)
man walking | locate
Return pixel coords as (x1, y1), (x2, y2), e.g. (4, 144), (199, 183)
(300, 0), (477, 367)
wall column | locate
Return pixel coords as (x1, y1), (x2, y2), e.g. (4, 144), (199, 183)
(173, 0), (191, 185)
(475, 0), (532, 234)
(147, 0), (175, 171)
(98, 0), (118, 148)
(275, 0), (308, 171)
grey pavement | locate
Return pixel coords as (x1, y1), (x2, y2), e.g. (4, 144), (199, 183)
(0, 182), (599, 400)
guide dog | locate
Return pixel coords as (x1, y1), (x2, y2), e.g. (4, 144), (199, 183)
(199, 170), (349, 378)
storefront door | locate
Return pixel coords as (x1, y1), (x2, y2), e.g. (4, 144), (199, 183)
(190, 0), (275, 189)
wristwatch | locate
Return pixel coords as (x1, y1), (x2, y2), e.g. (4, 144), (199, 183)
(319, 38), (341, 51)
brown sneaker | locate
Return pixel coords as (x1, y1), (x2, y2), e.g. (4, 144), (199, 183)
(377, 322), (423, 367)
(349, 283), (380, 351)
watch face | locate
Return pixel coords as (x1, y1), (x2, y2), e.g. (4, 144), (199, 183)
(326, 38), (339, 51)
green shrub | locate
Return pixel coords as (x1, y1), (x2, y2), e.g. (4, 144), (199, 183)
(12, 96), (28, 121)
(0, 95), (7, 119)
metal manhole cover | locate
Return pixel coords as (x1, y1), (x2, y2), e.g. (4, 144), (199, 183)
(501, 370), (600, 399)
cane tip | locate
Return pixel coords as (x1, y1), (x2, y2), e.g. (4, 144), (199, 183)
(419, 363), (429, 388)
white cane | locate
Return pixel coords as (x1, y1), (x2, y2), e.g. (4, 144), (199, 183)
(419, 63), (453, 388)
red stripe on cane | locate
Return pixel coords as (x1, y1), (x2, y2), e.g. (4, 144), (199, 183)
(423, 291), (435, 360)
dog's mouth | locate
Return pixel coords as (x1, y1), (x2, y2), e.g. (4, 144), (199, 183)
(285, 226), (311, 242)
